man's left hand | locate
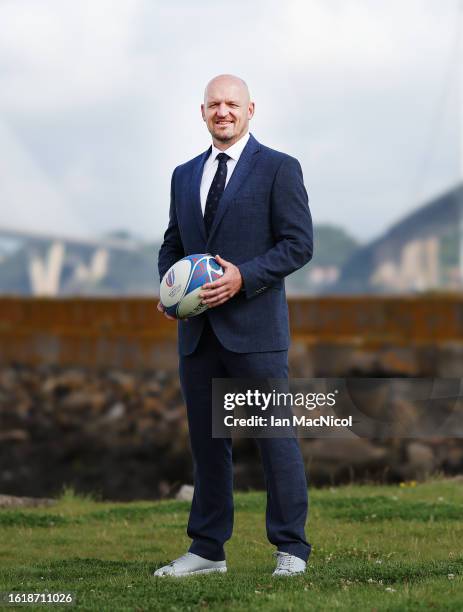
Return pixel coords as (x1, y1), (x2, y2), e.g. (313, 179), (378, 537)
(199, 254), (243, 308)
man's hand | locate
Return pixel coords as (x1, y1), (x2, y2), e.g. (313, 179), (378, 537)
(199, 254), (243, 308)
(157, 300), (177, 321)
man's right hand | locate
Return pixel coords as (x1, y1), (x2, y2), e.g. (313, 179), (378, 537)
(157, 301), (176, 321)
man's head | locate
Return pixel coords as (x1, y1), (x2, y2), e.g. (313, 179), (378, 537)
(202, 74), (255, 149)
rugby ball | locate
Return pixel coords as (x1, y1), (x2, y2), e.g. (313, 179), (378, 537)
(160, 254), (224, 319)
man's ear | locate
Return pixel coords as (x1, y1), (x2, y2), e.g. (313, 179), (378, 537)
(248, 101), (255, 120)
(201, 103), (206, 121)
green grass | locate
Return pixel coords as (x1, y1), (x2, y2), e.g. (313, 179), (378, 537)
(0, 480), (462, 611)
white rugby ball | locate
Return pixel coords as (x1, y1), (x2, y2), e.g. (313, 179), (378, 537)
(160, 254), (224, 319)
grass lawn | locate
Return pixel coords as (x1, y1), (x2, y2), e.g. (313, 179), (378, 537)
(0, 478), (462, 611)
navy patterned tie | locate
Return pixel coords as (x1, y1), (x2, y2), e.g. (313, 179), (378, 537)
(204, 152), (230, 237)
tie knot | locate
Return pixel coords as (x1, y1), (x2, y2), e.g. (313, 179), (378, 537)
(216, 153), (230, 165)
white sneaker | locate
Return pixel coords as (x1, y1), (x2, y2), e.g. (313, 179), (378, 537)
(153, 552), (227, 577)
(272, 551), (306, 576)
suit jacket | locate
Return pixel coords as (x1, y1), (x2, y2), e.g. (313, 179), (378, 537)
(158, 133), (313, 356)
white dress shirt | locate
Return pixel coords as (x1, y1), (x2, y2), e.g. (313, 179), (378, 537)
(200, 132), (250, 215)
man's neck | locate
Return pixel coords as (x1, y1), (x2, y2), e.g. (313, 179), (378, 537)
(212, 131), (248, 151)
(213, 141), (231, 151)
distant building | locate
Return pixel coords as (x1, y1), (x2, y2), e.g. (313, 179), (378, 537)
(331, 184), (463, 294)
(307, 265), (340, 287)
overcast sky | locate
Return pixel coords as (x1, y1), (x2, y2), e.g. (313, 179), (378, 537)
(0, 0), (460, 244)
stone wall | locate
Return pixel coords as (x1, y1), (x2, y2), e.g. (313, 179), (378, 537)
(1, 296), (462, 500)
(1, 363), (462, 501)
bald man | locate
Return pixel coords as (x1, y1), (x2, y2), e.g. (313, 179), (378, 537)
(155, 74), (313, 577)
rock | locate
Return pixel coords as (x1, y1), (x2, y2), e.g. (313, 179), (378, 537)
(102, 402), (126, 422)
(444, 445), (463, 469)
(15, 399), (32, 419)
(305, 439), (387, 464)
(108, 371), (136, 394)
(377, 348), (418, 375)
(1, 363), (463, 499)
(0, 429), (30, 442)
(158, 480), (171, 497)
(164, 406), (184, 423)
(0, 494), (56, 508)
(142, 396), (162, 414)
(60, 390), (106, 411)
(136, 417), (156, 435)
(289, 342), (314, 377)
(42, 370), (87, 395)
(176, 484), (194, 501)
(0, 369), (18, 390)
(403, 442), (436, 480)
(302, 439), (389, 483)
(142, 380), (162, 396)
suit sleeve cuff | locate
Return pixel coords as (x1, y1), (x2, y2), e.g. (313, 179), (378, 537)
(237, 263), (268, 299)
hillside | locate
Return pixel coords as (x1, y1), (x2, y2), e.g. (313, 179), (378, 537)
(0, 224), (359, 296)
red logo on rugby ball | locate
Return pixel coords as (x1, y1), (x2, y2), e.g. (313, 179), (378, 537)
(166, 269), (175, 287)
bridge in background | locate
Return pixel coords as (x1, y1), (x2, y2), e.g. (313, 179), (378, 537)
(0, 226), (143, 296)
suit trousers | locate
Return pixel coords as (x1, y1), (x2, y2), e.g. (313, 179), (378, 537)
(178, 316), (311, 562)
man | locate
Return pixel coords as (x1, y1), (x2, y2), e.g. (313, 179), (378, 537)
(155, 74), (313, 577)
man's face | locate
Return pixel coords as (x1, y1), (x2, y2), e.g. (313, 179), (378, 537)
(201, 77), (254, 147)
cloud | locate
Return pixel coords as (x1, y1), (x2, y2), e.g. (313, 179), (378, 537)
(0, 0), (147, 113)
(0, 0), (459, 242)
(0, 120), (88, 234)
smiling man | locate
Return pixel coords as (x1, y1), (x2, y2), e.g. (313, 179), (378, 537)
(156, 74), (313, 577)
(204, 74), (250, 144)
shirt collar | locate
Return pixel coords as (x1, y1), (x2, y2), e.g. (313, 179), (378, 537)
(210, 131), (250, 162)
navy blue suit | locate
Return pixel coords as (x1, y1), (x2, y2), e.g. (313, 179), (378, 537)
(158, 133), (313, 562)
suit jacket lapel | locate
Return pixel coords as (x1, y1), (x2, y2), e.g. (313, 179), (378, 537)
(207, 134), (261, 244)
(189, 146), (211, 243)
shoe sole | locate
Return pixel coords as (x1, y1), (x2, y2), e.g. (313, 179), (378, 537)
(153, 567), (227, 578)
